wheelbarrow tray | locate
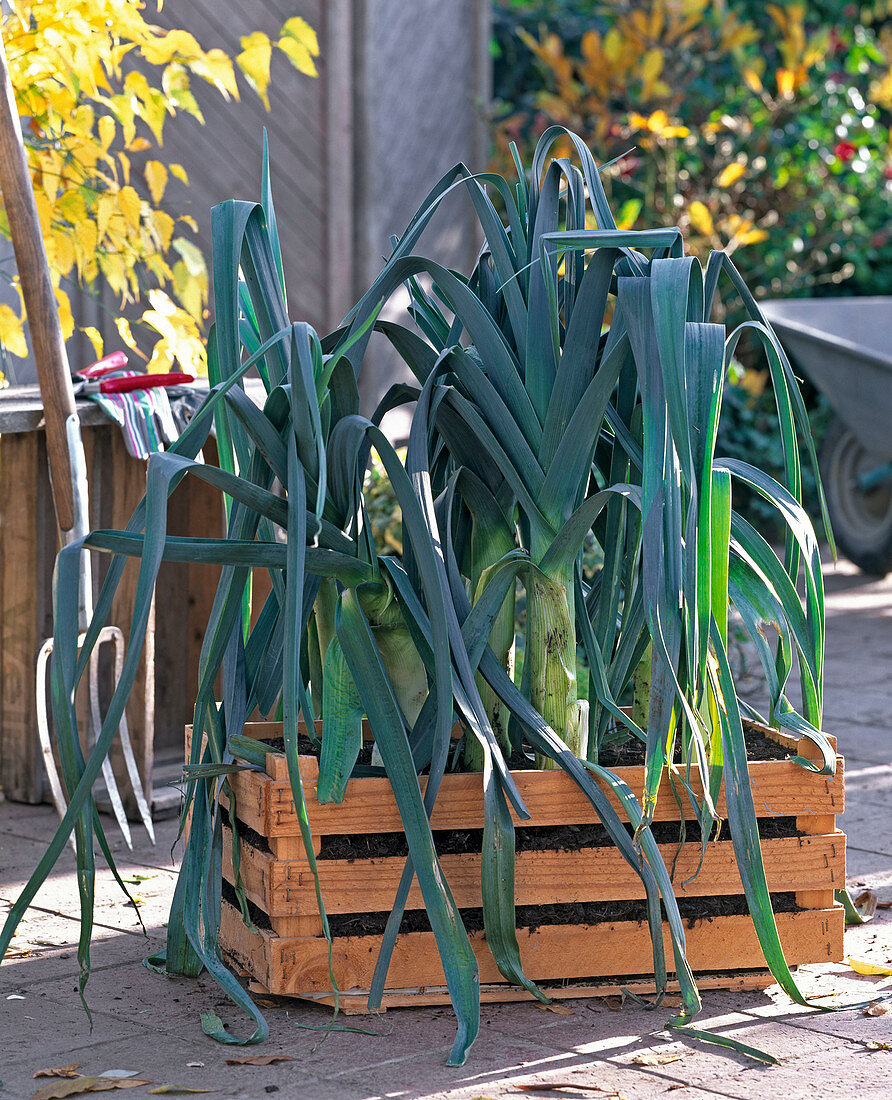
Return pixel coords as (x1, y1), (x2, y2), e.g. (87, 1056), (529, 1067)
(761, 297), (892, 461)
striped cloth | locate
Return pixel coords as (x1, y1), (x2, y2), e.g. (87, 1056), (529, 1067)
(87, 374), (179, 459)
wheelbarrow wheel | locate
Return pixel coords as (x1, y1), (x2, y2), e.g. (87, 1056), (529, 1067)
(819, 417), (892, 576)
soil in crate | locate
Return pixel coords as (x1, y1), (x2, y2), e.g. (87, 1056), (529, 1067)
(260, 721), (791, 773)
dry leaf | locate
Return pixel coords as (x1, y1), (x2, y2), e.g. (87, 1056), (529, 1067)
(147, 1089), (217, 1096)
(864, 1002), (890, 1016)
(864, 1041), (891, 1051)
(511, 1086), (619, 1095)
(630, 1052), (685, 1066)
(34, 1068), (81, 1080)
(847, 957), (892, 976)
(31, 1078), (150, 1100)
(224, 1055), (296, 1066)
(601, 995), (624, 1011)
(535, 1003), (575, 1015)
(876, 900), (892, 910)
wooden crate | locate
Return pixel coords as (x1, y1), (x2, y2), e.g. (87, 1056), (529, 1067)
(207, 720), (845, 1012)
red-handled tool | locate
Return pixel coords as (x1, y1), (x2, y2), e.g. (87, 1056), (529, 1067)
(76, 371), (194, 395)
(78, 350), (130, 378)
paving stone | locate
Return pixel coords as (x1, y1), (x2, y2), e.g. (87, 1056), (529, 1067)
(697, 1039), (892, 1099)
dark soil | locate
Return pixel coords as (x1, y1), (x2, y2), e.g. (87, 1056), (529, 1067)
(264, 734), (376, 767)
(320, 891), (800, 938)
(220, 877), (800, 940)
(257, 721), (790, 772)
(316, 815), (800, 861)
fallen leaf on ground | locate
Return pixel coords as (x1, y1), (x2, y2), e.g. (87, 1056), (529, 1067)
(147, 1088), (217, 1095)
(224, 1055), (296, 1066)
(34, 1068), (80, 1080)
(847, 957), (892, 976)
(854, 890), (878, 919)
(864, 1002), (890, 1016)
(511, 1086), (620, 1094)
(31, 1078), (151, 1100)
(630, 1051), (685, 1066)
(98, 1073), (141, 1080)
(535, 1003), (574, 1015)
(601, 995), (624, 1011)
(184, 1063), (204, 1068)
(876, 901), (892, 910)
(864, 1041), (891, 1051)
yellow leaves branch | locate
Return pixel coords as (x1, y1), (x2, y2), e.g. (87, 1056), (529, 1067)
(0, 2), (318, 373)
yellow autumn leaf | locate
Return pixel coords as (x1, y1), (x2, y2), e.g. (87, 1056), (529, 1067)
(96, 193), (117, 239)
(847, 957), (892, 977)
(169, 163), (189, 185)
(776, 68), (795, 97)
(54, 287), (74, 340)
(640, 48), (663, 88)
(738, 227), (769, 245)
(277, 35), (318, 77)
(34, 192), (52, 234)
(52, 231), (76, 276)
(98, 114), (115, 150)
(151, 209), (175, 251)
(688, 201), (714, 236)
(717, 163), (745, 188)
(0, 303), (28, 358)
(126, 137), (152, 152)
(115, 316), (139, 350)
(81, 325), (104, 360)
(237, 31), (273, 109)
(195, 49), (239, 99)
(742, 67), (763, 93)
(144, 160), (168, 205)
(118, 184), (142, 228)
(140, 28), (203, 66)
(138, 88), (168, 144)
(281, 16), (319, 57)
(75, 218), (98, 265)
(278, 16), (320, 77)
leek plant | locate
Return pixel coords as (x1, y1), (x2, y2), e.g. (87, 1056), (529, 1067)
(1, 129), (837, 1066)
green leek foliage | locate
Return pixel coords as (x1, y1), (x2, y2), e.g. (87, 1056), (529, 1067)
(1, 130), (835, 1066)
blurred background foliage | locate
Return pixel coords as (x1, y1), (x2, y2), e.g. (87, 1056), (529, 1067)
(491, 0), (892, 533)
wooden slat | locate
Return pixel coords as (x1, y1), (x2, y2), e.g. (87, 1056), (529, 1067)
(222, 829), (845, 920)
(226, 752), (845, 838)
(248, 972), (777, 1015)
(0, 430), (46, 801)
(219, 903), (843, 996)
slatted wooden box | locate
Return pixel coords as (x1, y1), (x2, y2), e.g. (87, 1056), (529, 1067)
(200, 720), (845, 1013)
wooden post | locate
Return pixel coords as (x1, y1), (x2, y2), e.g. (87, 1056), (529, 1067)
(0, 32), (76, 531)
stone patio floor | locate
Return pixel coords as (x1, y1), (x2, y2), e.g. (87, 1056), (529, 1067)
(0, 556), (890, 1099)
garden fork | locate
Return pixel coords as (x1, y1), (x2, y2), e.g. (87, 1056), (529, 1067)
(35, 413), (154, 848)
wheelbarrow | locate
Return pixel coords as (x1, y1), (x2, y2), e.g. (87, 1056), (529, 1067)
(761, 297), (892, 576)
